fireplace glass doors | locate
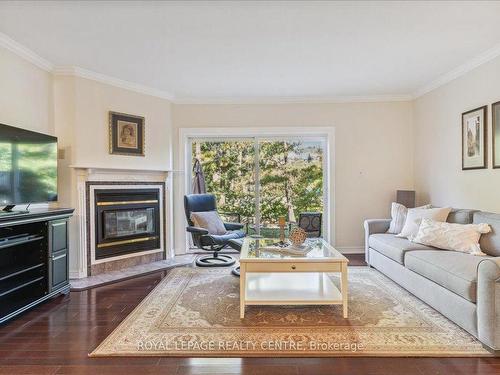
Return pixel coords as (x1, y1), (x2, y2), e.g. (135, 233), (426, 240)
(94, 189), (161, 260)
(103, 208), (155, 239)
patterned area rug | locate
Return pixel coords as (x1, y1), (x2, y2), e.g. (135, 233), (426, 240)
(90, 267), (490, 357)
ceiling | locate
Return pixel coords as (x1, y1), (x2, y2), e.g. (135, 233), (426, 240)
(1, 1), (500, 101)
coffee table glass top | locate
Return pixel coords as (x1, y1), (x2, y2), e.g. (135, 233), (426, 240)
(240, 237), (347, 262)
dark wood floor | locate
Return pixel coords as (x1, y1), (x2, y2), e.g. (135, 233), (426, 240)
(0, 254), (499, 375)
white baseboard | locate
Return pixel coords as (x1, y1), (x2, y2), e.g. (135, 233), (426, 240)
(336, 246), (364, 254)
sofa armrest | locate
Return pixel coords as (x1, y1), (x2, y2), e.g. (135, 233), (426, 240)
(477, 257), (500, 350)
(363, 219), (391, 265)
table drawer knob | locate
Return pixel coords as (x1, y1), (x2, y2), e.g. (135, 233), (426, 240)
(291, 265), (296, 270)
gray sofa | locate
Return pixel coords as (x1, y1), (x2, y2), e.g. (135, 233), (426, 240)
(364, 209), (500, 350)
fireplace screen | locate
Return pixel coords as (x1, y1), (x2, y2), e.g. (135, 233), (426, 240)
(103, 208), (155, 239)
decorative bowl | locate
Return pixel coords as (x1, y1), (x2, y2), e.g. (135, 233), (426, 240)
(289, 227), (307, 246)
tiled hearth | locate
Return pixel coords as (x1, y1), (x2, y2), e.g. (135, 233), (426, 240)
(90, 251), (164, 275)
(70, 254), (195, 290)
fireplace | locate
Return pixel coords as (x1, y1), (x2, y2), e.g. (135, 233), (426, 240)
(94, 188), (161, 260)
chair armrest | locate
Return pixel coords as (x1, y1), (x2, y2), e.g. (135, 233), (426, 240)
(224, 222), (244, 231)
(363, 219), (391, 265)
(477, 257), (500, 350)
(186, 226), (209, 235)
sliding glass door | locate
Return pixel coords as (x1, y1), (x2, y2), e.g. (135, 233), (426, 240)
(191, 138), (256, 228)
(258, 139), (324, 233)
(189, 136), (326, 238)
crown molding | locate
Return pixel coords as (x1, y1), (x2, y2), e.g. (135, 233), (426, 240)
(52, 66), (175, 101)
(172, 94), (414, 105)
(51, 66), (412, 104)
(0, 32), (175, 101)
(0, 32), (53, 71)
(3, 30), (500, 104)
(0, 32), (415, 104)
(413, 42), (500, 99)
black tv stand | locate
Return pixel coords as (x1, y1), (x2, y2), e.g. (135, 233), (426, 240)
(0, 210), (29, 217)
(0, 207), (74, 323)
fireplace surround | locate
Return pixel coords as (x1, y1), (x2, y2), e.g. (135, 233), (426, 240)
(85, 181), (166, 276)
(69, 166), (172, 279)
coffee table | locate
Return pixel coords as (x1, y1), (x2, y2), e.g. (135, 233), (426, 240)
(239, 237), (349, 318)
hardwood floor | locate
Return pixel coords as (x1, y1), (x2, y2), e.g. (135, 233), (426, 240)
(0, 254), (498, 375)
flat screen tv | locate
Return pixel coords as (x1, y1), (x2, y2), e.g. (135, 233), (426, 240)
(0, 123), (57, 209)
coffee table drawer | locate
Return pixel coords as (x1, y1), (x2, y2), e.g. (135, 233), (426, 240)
(244, 262), (341, 273)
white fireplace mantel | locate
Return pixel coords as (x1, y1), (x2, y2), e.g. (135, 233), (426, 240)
(69, 164), (178, 172)
(70, 165), (182, 180)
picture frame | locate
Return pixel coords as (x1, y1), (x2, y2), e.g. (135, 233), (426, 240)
(109, 111), (145, 156)
(462, 106), (487, 170)
(493, 101), (500, 168)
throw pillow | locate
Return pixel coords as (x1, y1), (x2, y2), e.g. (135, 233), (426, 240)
(190, 211), (227, 235)
(387, 202), (431, 234)
(397, 206), (451, 239)
(412, 218), (491, 255)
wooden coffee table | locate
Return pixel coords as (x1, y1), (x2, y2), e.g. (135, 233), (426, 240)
(239, 237), (349, 319)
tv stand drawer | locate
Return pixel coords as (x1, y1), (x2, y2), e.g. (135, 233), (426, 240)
(49, 219), (68, 254)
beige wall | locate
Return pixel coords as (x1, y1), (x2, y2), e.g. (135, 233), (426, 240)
(0, 46), (54, 212)
(70, 77), (172, 170)
(53, 75), (173, 204)
(51, 75), (173, 276)
(7, 40), (467, 257)
(413, 55), (500, 212)
(172, 102), (414, 251)
(4, 37), (500, 257)
(0, 43), (174, 275)
(0, 47), (53, 134)
(53, 76), (77, 209)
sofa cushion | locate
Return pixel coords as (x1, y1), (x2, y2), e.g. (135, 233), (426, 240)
(397, 207), (451, 239)
(474, 211), (500, 256)
(387, 202), (408, 234)
(412, 218), (491, 255)
(368, 234), (435, 264)
(387, 203), (431, 234)
(191, 210), (227, 235)
(405, 250), (489, 303)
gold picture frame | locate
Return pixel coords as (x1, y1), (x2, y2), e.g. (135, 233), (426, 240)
(109, 111), (145, 156)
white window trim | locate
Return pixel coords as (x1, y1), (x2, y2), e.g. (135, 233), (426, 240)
(176, 126), (335, 254)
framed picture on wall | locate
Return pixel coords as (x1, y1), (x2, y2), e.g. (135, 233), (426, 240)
(462, 106), (487, 170)
(109, 111), (145, 156)
(493, 101), (500, 168)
